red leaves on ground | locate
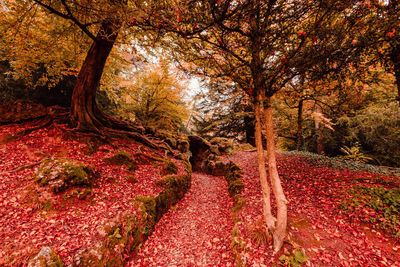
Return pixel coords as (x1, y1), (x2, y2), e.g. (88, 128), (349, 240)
(228, 151), (400, 266)
(128, 172), (234, 266)
(0, 122), (182, 265)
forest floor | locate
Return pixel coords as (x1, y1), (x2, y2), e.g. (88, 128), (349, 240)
(0, 121), (185, 265)
(1, 121), (400, 266)
(128, 172), (234, 266)
(227, 151), (400, 266)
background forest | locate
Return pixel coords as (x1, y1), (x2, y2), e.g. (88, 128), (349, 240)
(1, 1), (399, 167)
(1, 1), (400, 264)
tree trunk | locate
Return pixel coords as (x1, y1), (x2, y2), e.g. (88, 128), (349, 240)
(70, 19), (120, 131)
(244, 105), (256, 146)
(253, 90), (275, 230)
(296, 99), (304, 150)
(389, 44), (400, 106)
(315, 105), (324, 155)
(263, 97), (287, 253)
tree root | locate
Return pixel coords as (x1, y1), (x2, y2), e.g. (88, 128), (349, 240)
(0, 159), (45, 175)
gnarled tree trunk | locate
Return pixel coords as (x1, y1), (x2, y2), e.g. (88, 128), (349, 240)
(70, 19), (121, 131)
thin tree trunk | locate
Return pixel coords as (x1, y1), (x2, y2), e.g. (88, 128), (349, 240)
(296, 99), (303, 150)
(263, 97), (287, 253)
(70, 19), (120, 131)
(253, 90), (275, 230)
(315, 105), (324, 155)
(390, 45), (400, 106)
(244, 104), (255, 146)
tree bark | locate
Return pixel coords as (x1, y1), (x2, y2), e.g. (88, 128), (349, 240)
(253, 90), (276, 230)
(70, 19), (121, 131)
(296, 99), (304, 150)
(389, 44), (400, 106)
(315, 105), (324, 155)
(263, 97), (287, 253)
(244, 105), (256, 146)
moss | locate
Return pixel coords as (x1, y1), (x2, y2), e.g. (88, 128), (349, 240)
(64, 188), (93, 200)
(35, 158), (97, 194)
(41, 199), (54, 212)
(28, 247), (64, 267)
(104, 151), (133, 165)
(161, 161), (178, 175)
(156, 175), (176, 187)
(75, 156), (192, 266)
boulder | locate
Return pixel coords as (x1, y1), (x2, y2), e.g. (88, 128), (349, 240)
(28, 247), (63, 267)
(35, 158), (97, 193)
(188, 135), (213, 172)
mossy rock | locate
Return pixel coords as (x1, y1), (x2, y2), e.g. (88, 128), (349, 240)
(212, 161), (228, 176)
(161, 161), (178, 175)
(28, 246), (63, 267)
(210, 137), (234, 154)
(104, 151), (133, 165)
(235, 142), (256, 152)
(156, 175), (176, 187)
(35, 158), (97, 193)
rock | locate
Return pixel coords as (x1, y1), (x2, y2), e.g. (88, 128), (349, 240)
(210, 137), (234, 154)
(188, 135), (213, 172)
(35, 158), (97, 193)
(28, 246), (63, 267)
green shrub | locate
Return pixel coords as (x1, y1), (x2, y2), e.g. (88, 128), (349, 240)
(279, 250), (308, 267)
(340, 143), (372, 163)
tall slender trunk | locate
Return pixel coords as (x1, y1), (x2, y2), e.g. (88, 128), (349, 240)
(389, 44), (400, 106)
(263, 97), (287, 253)
(253, 90), (275, 229)
(70, 19), (120, 131)
(244, 104), (256, 146)
(315, 105), (324, 154)
(296, 99), (304, 150)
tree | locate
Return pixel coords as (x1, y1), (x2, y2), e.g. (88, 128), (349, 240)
(191, 78), (255, 144)
(167, 0), (377, 251)
(120, 63), (189, 130)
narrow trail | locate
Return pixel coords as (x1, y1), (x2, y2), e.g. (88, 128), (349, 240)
(128, 172), (234, 266)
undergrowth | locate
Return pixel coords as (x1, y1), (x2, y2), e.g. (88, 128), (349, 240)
(282, 151), (400, 176)
(341, 185), (400, 240)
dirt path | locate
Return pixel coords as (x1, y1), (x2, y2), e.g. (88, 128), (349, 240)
(127, 172), (234, 266)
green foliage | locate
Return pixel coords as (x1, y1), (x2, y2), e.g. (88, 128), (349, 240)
(297, 103), (400, 168)
(340, 143), (372, 163)
(119, 63), (189, 130)
(279, 250), (308, 267)
(341, 186), (400, 239)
